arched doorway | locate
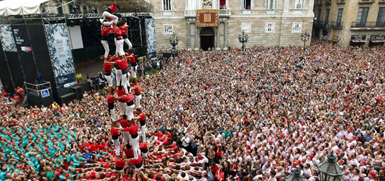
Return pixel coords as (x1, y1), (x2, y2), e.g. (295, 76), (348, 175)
(200, 28), (215, 50)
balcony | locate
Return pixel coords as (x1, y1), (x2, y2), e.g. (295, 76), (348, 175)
(330, 21), (343, 29)
(358, 0), (375, 4)
(351, 21), (385, 30)
(325, 0), (332, 5)
(336, 0), (345, 4)
(184, 9), (231, 18)
(313, 20), (328, 28)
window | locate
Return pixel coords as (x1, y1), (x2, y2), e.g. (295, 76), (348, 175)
(376, 7), (385, 27)
(265, 22), (275, 33)
(317, 9), (322, 22)
(243, 0), (252, 10)
(267, 0), (275, 10)
(242, 23), (251, 32)
(292, 22), (302, 33)
(293, 0), (303, 10)
(325, 9), (330, 23)
(83, 6), (87, 13)
(163, 24), (173, 34)
(220, 0), (226, 9)
(57, 7), (63, 14)
(356, 7), (369, 27)
(162, 0), (172, 11)
(68, 5), (73, 13)
(336, 8), (343, 26)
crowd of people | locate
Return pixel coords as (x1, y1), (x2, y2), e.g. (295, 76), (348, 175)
(1, 39), (385, 181)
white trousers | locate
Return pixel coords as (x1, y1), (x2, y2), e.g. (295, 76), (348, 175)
(101, 40), (109, 59)
(135, 94), (142, 109)
(124, 38), (133, 50)
(115, 69), (122, 86)
(116, 39), (124, 56)
(141, 125), (146, 143)
(110, 108), (117, 122)
(105, 74), (113, 87)
(129, 135), (141, 159)
(122, 131), (130, 145)
(130, 65), (137, 78)
(121, 71), (128, 94)
(126, 104), (135, 120)
(118, 102), (125, 116)
(125, 74), (131, 92)
(113, 138), (120, 156)
(102, 11), (118, 26)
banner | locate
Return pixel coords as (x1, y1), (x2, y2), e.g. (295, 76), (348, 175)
(44, 23), (76, 90)
(196, 9), (219, 27)
(12, 24), (32, 52)
(0, 24), (17, 52)
(145, 18), (157, 59)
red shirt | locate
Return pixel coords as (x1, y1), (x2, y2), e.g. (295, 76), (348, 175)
(102, 27), (112, 37)
(129, 155), (142, 165)
(123, 148), (134, 157)
(104, 62), (112, 72)
(119, 26), (128, 35)
(123, 125), (138, 135)
(115, 158), (125, 167)
(127, 54), (136, 63)
(111, 128), (119, 136)
(2, 92), (8, 97)
(108, 3), (118, 13)
(110, 28), (123, 37)
(139, 143), (147, 149)
(116, 89), (125, 97)
(107, 96), (115, 104)
(120, 119), (130, 128)
(117, 59), (128, 70)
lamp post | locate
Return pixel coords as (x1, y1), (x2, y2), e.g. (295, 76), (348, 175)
(300, 32), (310, 48)
(169, 33), (179, 53)
(238, 30), (248, 55)
(286, 168), (304, 181)
(315, 152), (344, 181)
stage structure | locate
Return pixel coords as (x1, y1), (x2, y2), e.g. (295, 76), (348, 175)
(0, 0), (155, 105)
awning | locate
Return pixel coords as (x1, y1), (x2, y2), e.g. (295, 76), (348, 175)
(0, 0), (49, 16)
(370, 40), (385, 43)
(351, 40), (367, 43)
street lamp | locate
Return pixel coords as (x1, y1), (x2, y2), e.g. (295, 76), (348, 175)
(169, 33), (179, 53)
(238, 30), (248, 54)
(315, 152), (344, 181)
(300, 32), (310, 48)
(286, 168), (304, 181)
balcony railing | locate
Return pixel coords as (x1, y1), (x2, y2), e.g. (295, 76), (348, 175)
(336, 0), (345, 4)
(351, 21), (385, 29)
(330, 21), (343, 29)
(313, 20), (328, 27)
(358, 0), (375, 3)
(184, 9), (231, 17)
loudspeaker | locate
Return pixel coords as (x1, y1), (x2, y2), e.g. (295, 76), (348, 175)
(72, 86), (82, 100)
(60, 92), (77, 105)
(27, 91), (54, 107)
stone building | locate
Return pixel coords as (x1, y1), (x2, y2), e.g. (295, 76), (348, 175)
(149, 0), (315, 50)
(313, 0), (385, 47)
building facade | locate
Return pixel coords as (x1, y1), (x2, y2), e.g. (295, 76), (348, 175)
(149, 0), (315, 50)
(313, 0), (385, 47)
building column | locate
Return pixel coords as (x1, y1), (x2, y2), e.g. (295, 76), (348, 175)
(194, 27), (199, 50)
(283, 0), (289, 13)
(223, 21), (228, 50)
(216, 26), (221, 50)
(308, 0), (315, 13)
(187, 22), (191, 50)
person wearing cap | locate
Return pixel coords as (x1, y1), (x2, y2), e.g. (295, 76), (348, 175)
(115, 155), (125, 180)
(116, 15), (133, 51)
(138, 113), (146, 142)
(139, 137), (148, 165)
(100, 0), (119, 27)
